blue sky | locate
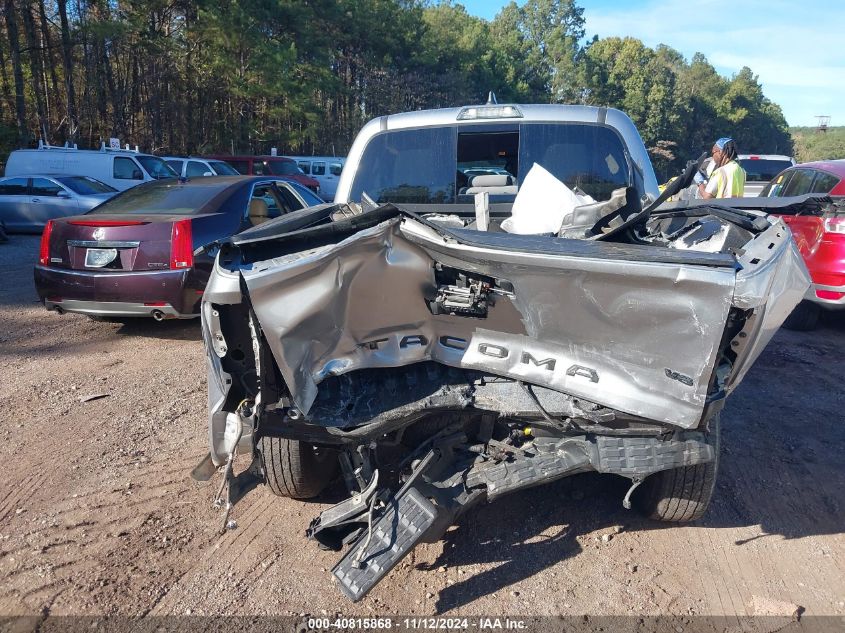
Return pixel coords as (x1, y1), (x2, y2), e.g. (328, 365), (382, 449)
(458, 0), (844, 128)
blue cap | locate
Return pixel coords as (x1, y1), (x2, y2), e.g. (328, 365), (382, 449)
(715, 137), (732, 150)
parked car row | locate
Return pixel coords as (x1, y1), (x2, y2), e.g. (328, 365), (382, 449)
(1, 147), (349, 232)
(207, 155), (321, 193)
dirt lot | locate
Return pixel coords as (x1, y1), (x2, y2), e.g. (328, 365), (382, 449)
(1, 235), (843, 624)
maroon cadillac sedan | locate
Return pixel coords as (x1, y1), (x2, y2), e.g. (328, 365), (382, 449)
(34, 175), (324, 320)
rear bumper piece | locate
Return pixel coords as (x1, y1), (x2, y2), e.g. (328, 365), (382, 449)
(315, 428), (716, 602)
(44, 298), (194, 319)
(34, 264), (200, 317)
(806, 282), (845, 310)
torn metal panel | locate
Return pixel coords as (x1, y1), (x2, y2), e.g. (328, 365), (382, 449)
(728, 222), (812, 392)
(241, 215), (740, 428)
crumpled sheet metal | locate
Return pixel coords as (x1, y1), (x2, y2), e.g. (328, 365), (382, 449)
(241, 216), (746, 429)
(728, 220), (811, 392)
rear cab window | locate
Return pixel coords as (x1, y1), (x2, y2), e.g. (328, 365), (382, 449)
(348, 122), (631, 205)
(739, 159), (795, 182)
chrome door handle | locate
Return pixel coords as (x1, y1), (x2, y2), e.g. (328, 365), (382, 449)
(32, 198), (41, 203)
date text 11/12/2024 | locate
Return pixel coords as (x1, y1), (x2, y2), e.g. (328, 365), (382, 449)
(304, 617), (528, 630)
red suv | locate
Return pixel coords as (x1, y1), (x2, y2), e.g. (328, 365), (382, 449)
(207, 155), (321, 195)
(762, 159), (845, 329)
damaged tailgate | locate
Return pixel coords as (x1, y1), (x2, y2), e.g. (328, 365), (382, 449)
(232, 207), (806, 429)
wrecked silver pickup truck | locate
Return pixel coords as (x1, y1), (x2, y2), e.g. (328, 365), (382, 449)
(195, 102), (811, 602)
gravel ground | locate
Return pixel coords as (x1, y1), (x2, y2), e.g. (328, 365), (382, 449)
(0, 234), (843, 627)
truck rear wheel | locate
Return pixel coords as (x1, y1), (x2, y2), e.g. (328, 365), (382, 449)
(259, 436), (337, 499)
(782, 300), (820, 331)
(635, 413), (720, 522)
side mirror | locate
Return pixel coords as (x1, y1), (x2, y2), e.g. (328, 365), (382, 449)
(203, 171), (213, 177)
(56, 191), (71, 199)
(132, 170), (143, 180)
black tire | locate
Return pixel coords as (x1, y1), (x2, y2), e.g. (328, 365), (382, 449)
(259, 435), (337, 499)
(635, 413), (720, 522)
(782, 301), (820, 331)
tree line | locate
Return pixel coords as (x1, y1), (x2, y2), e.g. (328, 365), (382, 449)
(0, 0), (793, 177)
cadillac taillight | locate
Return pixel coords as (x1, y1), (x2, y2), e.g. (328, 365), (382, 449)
(170, 219), (193, 269)
(39, 220), (54, 265)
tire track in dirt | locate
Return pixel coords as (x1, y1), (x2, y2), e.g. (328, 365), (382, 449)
(0, 472), (48, 522)
(148, 491), (280, 615)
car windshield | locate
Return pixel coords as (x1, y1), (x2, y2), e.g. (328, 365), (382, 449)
(266, 161), (303, 176)
(349, 123), (631, 204)
(88, 181), (232, 215)
(209, 161), (239, 176)
(56, 176), (116, 194)
(739, 159), (794, 182)
(136, 156), (179, 179)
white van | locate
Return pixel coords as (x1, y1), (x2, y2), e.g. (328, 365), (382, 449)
(287, 156), (345, 199)
(5, 144), (177, 191)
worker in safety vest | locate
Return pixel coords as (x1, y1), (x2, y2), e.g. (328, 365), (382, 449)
(698, 137), (746, 198)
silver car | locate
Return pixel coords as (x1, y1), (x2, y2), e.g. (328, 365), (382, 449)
(0, 174), (117, 233)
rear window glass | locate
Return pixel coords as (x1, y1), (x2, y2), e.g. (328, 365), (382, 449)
(88, 182), (232, 215)
(351, 127), (458, 204)
(519, 124), (629, 200)
(739, 159), (794, 182)
(348, 123), (631, 205)
(57, 176), (116, 194)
